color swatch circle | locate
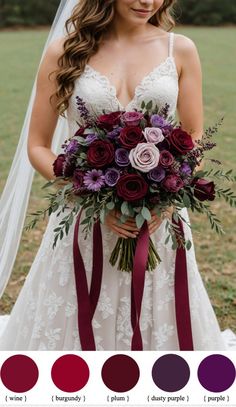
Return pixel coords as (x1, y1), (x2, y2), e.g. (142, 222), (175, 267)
(51, 354), (89, 392)
(101, 354), (140, 392)
(0, 354), (39, 393)
(198, 354), (236, 392)
(152, 354), (190, 392)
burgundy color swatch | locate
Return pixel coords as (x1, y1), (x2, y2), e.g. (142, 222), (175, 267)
(0, 354), (39, 393)
(51, 354), (89, 392)
(101, 354), (140, 392)
(198, 354), (236, 392)
(152, 354), (190, 392)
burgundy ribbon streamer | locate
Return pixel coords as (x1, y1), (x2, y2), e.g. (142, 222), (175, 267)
(73, 209), (103, 350)
(173, 217), (194, 350)
(73, 210), (194, 351)
(131, 220), (149, 350)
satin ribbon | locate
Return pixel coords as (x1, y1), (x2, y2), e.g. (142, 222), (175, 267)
(173, 217), (194, 350)
(73, 210), (194, 351)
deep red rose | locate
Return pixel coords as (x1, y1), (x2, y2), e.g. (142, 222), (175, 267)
(116, 173), (148, 202)
(97, 111), (122, 131)
(53, 154), (66, 177)
(119, 126), (145, 149)
(73, 169), (84, 189)
(87, 140), (115, 168)
(159, 150), (174, 168)
(193, 178), (215, 201)
(168, 128), (194, 155)
(162, 174), (184, 193)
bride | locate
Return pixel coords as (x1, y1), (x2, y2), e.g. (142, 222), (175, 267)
(0, 0), (235, 350)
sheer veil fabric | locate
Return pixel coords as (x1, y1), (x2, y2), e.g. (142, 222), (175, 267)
(0, 0), (78, 296)
(0, 0), (235, 350)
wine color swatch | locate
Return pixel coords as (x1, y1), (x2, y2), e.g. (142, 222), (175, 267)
(0, 354), (39, 393)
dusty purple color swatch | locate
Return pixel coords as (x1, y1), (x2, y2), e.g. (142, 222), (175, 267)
(152, 354), (190, 392)
(198, 354), (235, 392)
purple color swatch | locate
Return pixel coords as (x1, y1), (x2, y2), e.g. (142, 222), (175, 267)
(198, 354), (236, 392)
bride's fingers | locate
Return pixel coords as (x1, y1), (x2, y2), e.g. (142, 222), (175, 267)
(111, 224), (138, 238)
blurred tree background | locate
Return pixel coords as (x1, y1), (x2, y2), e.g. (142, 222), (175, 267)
(0, 0), (236, 27)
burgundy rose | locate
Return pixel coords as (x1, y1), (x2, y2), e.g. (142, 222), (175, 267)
(73, 169), (84, 189)
(117, 174), (148, 202)
(162, 175), (184, 193)
(119, 126), (145, 150)
(53, 154), (66, 177)
(159, 150), (174, 168)
(193, 179), (215, 201)
(168, 128), (194, 155)
(87, 140), (115, 168)
(97, 111), (122, 131)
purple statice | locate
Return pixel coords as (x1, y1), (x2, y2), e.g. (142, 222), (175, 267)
(83, 169), (105, 191)
(162, 124), (174, 137)
(150, 114), (168, 128)
(65, 139), (79, 155)
(147, 166), (165, 182)
(115, 148), (130, 167)
(107, 127), (122, 140)
(180, 162), (192, 176)
(85, 133), (98, 145)
(104, 168), (120, 187)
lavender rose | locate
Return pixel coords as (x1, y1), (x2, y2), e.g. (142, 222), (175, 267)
(143, 127), (164, 144)
(107, 127), (122, 140)
(85, 133), (98, 145)
(104, 168), (120, 186)
(148, 166), (166, 182)
(115, 148), (130, 167)
(122, 111), (144, 127)
(129, 143), (160, 173)
(159, 150), (174, 168)
(65, 139), (79, 154)
(180, 162), (192, 176)
(150, 114), (168, 128)
(162, 175), (184, 193)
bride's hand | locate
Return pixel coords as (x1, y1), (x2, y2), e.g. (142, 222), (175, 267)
(148, 206), (174, 235)
(104, 209), (139, 239)
(105, 207), (173, 238)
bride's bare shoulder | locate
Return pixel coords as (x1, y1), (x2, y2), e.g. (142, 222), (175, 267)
(174, 33), (200, 59)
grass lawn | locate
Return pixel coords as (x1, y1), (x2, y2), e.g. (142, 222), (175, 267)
(0, 27), (236, 331)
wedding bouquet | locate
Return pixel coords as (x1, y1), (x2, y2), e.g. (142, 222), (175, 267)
(26, 98), (236, 272)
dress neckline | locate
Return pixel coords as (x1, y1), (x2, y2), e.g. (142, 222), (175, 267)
(85, 56), (178, 111)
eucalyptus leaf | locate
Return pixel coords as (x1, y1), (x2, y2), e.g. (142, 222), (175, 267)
(121, 201), (130, 216)
(106, 201), (115, 210)
(136, 213), (145, 229)
(141, 206), (152, 221)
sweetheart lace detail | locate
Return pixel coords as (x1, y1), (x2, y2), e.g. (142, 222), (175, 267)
(85, 56), (178, 111)
(67, 55), (179, 135)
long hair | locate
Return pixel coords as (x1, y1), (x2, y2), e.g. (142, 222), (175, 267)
(52, 0), (176, 116)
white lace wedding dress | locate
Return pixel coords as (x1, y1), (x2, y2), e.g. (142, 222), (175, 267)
(0, 33), (235, 351)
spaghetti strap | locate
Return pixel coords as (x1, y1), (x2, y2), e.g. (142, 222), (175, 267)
(168, 32), (174, 57)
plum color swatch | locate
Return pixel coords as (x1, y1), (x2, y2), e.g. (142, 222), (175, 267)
(101, 354), (140, 392)
(51, 354), (89, 392)
(152, 354), (190, 392)
(198, 354), (236, 392)
(0, 354), (39, 393)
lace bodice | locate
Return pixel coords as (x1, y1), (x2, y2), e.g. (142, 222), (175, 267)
(67, 32), (179, 136)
